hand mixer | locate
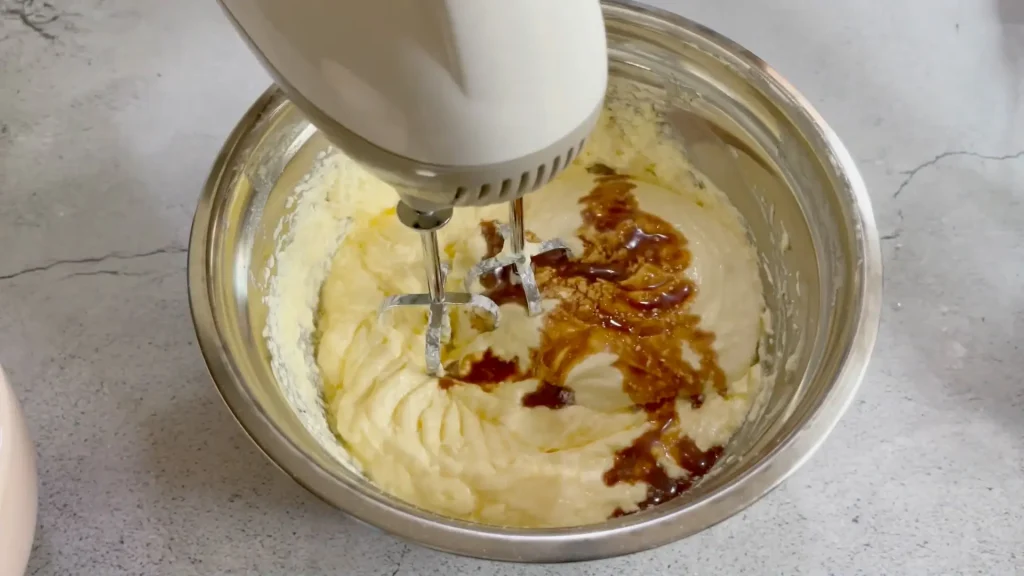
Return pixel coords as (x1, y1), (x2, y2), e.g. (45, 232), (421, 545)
(218, 0), (608, 375)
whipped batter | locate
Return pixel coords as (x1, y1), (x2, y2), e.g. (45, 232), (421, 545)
(268, 96), (766, 528)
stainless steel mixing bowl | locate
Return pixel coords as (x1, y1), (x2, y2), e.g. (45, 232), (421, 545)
(189, 0), (882, 562)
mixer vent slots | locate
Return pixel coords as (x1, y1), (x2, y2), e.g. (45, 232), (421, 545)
(517, 171), (531, 195)
(535, 163), (547, 188)
(453, 138), (589, 205)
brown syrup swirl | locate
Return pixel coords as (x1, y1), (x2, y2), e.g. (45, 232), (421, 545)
(586, 162), (619, 176)
(443, 164), (727, 516)
(521, 382), (576, 409)
(439, 349), (523, 391)
(443, 349), (576, 409)
(480, 166), (724, 405)
(605, 402), (724, 517)
(479, 220), (506, 259)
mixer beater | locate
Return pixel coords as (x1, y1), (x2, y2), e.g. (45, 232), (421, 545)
(381, 197), (573, 376)
(465, 198), (573, 316)
(378, 202), (500, 377)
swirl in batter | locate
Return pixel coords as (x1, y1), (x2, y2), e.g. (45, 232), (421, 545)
(308, 105), (765, 528)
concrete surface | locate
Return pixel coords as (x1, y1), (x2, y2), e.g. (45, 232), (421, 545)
(1, 0), (1021, 574)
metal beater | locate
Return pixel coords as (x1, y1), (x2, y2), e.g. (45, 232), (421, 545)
(379, 203), (500, 377)
(381, 198), (572, 376)
(465, 198), (573, 317)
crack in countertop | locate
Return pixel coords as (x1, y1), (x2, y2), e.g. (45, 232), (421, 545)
(387, 544), (410, 576)
(881, 209), (904, 242)
(893, 149), (1024, 198)
(0, 246), (186, 281)
(1, 0), (63, 42)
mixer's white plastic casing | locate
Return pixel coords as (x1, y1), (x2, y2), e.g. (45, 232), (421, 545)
(0, 366), (38, 576)
(218, 0), (607, 210)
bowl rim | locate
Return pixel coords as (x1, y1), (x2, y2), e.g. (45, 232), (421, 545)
(189, 0), (882, 563)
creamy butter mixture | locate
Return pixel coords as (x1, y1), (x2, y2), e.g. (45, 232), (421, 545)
(268, 97), (766, 528)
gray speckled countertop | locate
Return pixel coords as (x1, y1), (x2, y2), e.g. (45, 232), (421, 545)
(1, 0), (1022, 574)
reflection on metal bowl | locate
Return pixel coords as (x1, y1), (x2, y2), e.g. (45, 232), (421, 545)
(188, 0), (881, 563)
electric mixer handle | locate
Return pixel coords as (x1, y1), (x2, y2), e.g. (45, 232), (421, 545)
(217, 0), (608, 211)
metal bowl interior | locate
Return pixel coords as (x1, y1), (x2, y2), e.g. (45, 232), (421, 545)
(189, 0), (881, 563)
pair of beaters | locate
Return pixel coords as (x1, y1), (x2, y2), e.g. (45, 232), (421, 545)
(384, 197), (574, 376)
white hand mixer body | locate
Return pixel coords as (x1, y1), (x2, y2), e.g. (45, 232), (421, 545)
(218, 0), (608, 374)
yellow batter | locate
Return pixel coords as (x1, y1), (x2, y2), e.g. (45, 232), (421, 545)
(269, 97), (766, 528)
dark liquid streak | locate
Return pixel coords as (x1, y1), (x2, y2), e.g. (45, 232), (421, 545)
(439, 349), (522, 391)
(521, 382), (576, 409)
(480, 220), (506, 259)
(606, 403), (724, 517)
(586, 162), (618, 176)
(448, 164), (728, 517)
(674, 437), (724, 477)
(570, 164), (727, 516)
(626, 283), (693, 311)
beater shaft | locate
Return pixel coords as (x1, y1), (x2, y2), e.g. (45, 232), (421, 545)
(509, 197), (527, 254)
(420, 228), (445, 303)
(466, 199), (572, 317)
(380, 201), (500, 376)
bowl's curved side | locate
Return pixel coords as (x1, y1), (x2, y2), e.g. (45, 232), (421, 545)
(613, 0), (883, 507)
(189, 0), (882, 563)
(0, 366), (39, 576)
